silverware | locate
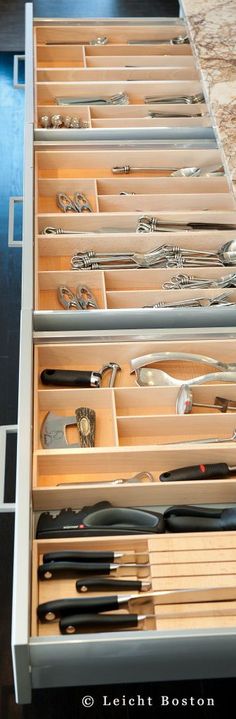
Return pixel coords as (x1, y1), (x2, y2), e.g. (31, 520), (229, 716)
(128, 34), (189, 45)
(148, 111), (207, 118)
(136, 216), (235, 233)
(46, 36), (109, 46)
(131, 351), (236, 374)
(112, 164), (223, 176)
(134, 369), (236, 388)
(56, 192), (93, 213)
(56, 471), (155, 487)
(58, 285), (98, 310)
(176, 385), (236, 414)
(56, 92), (129, 106)
(143, 292), (233, 309)
(165, 429), (236, 445)
(162, 273), (236, 290)
(144, 93), (205, 104)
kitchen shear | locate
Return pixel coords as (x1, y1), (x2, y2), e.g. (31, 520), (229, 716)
(56, 192), (92, 213)
(58, 285), (98, 310)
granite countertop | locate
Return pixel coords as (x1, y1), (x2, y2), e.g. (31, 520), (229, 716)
(181, 0), (236, 197)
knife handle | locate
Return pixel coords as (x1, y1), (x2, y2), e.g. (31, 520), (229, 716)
(38, 561), (114, 579)
(160, 463), (230, 482)
(60, 613), (139, 634)
(37, 597), (119, 622)
(43, 550), (116, 563)
(40, 369), (100, 388)
(75, 407), (96, 447)
(76, 577), (144, 592)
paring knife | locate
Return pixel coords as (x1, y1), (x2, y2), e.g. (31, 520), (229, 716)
(160, 463), (236, 482)
(43, 550), (149, 563)
(37, 585), (236, 622)
(76, 577), (151, 592)
(38, 561), (150, 580)
(60, 613), (154, 634)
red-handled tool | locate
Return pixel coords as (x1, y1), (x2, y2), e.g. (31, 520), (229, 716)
(159, 463), (236, 482)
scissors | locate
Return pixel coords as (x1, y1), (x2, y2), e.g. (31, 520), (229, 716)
(58, 285), (98, 310)
(56, 192), (93, 213)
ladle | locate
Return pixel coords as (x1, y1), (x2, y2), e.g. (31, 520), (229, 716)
(176, 385), (236, 414)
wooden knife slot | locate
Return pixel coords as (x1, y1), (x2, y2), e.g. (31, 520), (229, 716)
(32, 532), (236, 637)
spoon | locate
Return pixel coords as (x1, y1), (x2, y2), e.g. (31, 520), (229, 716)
(144, 93), (205, 104)
(176, 385), (236, 414)
(172, 164), (224, 177)
(135, 369), (236, 387)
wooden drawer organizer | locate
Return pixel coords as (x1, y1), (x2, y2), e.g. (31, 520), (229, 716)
(35, 146), (236, 312)
(33, 338), (236, 508)
(32, 533), (236, 637)
(34, 21), (211, 130)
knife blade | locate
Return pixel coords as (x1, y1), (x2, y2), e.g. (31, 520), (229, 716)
(38, 561), (150, 580)
(37, 585), (236, 622)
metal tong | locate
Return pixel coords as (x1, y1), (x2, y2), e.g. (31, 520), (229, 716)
(144, 92), (205, 104)
(56, 192), (92, 213)
(58, 285), (98, 310)
(163, 272), (236, 290)
(56, 92), (129, 106)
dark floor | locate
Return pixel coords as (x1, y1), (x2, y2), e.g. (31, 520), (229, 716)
(0, 1), (235, 717)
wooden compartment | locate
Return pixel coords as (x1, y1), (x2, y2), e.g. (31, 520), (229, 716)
(36, 80), (203, 108)
(32, 338), (236, 505)
(37, 67), (199, 83)
(32, 533), (236, 637)
(35, 388), (118, 451)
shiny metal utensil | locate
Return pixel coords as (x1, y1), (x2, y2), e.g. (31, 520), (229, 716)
(112, 164), (223, 176)
(144, 93), (204, 104)
(57, 471), (155, 487)
(173, 164), (224, 177)
(176, 385), (236, 415)
(56, 92), (129, 106)
(134, 369), (236, 388)
(136, 216), (236, 233)
(148, 111), (207, 118)
(43, 226), (132, 235)
(58, 285), (98, 310)
(162, 273), (236, 290)
(46, 36), (109, 46)
(165, 429), (236, 445)
(144, 293), (233, 309)
(131, 351), (236, 374)
(128, 34), (189, 45)
(57, 191), (93, 213)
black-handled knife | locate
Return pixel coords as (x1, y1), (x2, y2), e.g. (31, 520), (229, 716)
(41, 369), (101, 388)
(38, 560), (149, 580)
(37, 596), (139, 621)
(160, 463), (236, 482)
(59, 613), (153, 634)
(76, 577), (151, 592)
(43, 550), (149, 564)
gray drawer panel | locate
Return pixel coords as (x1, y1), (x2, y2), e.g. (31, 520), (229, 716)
(30, 629), (236, 687)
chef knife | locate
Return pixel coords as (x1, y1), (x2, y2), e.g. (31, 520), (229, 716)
(37, 585), (236, 621)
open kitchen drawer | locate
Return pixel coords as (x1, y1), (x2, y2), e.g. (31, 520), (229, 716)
(34, 142), (236, 323)
(12, 314), (236, 703)
(32, 15), (215, 139)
